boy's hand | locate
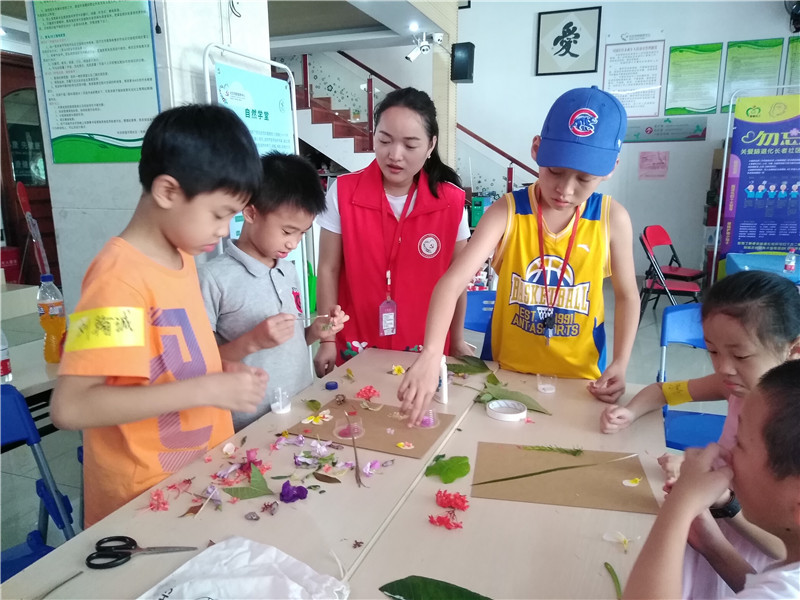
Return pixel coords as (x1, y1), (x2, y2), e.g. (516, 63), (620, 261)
(208, 368), (268, 414)
(588, 361), (626, 403)
(397, 351), (441, 426)
(252, 313), (296, 349)
(658, 452), (685, 493)
(665, 444), (732, 517)
(687, 510), (726, 554)
(448, 339), (474, 358)
(314, 343), (337, 378)
(600, 405), (634, 433)
(312, 305), (349, 341)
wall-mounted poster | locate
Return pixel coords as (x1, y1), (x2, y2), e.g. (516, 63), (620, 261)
(721, 38), (783, 112)
(32, 1), (159, 163)
(213, 61), (295, 239)
(786, 36), (800, 89)
(720, 94), (800, 255)
(535, 6), (601, 76)
(665, 43), (722, 115)
(604, 40), (665, 117)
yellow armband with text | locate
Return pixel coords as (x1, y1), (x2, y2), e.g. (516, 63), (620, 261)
(662, 380), (692, 406)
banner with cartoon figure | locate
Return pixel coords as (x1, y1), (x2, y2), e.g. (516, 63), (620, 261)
(720, 95), (800, 255)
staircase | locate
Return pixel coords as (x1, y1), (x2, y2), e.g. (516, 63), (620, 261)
(292, 81), (374, 173)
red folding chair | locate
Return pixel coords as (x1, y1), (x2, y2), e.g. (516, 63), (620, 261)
(642, 225), (704, 282)
(639, 234), (701, 323)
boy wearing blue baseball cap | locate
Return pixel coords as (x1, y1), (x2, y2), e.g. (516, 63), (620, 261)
(398, 86), (639, 424)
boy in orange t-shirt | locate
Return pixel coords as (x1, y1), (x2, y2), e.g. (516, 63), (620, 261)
(52, 105), (269, 526)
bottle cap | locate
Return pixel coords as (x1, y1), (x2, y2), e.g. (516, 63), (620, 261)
(325, 381), (338, 390)
(41, 274), (54, 283)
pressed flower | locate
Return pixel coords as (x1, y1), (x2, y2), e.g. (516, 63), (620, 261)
(603, 531), (637, 554)
(166, 478), (193, 499)
(203, 455), (212, 463)
(228, 497), (240, 504)
(355, 385), (380, 400)
(362, 460), (381, 477)
(386, 428), (395, 435)
(622, 477), (642, 487)
(396, 441), (415, 450)
(148, 489), (169, 511)
(288, 434), (306, 446)
(428, 514), (463, 530)
(345, 368), (356, 381)
(435, 490), (469, 511)
(280, 480), (308, 503)
(390, 365), (406, 375)
(222, 442), (237, 457)
(302, 410), (333, 425)
(311, 439), (332, 457)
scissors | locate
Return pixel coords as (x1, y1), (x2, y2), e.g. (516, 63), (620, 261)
(85, 536), (197, 569)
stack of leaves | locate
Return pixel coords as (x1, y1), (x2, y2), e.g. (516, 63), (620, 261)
(447, 356), (551, 415)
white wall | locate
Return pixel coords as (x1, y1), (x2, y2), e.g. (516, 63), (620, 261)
(458, 1), (792, 274)
(347, 45), (434, 95)
(29, 0), (270, 311)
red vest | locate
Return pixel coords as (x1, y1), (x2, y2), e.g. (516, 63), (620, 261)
(335, 159), (464, 363)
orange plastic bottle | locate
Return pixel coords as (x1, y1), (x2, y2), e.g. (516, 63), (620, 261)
(37, 274), (66, 364)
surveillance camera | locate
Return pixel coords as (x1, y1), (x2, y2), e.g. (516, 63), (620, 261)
(405, 45), (422, 62)
(419, 40), (432, 54)
(432, 32), (444, 45)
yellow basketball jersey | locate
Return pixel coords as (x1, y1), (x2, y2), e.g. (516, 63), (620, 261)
(485, 183), (611, 379)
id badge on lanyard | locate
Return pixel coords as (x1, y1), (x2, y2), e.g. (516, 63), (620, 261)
(379, 183), (416, 337)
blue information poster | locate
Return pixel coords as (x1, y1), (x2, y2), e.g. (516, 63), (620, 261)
(720, 95), (800, 255)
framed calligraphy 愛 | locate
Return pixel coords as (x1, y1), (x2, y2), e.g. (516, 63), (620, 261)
(536, 6), (602, 76)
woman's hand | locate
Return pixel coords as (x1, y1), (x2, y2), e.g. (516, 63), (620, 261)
(397, 351), (442, 426)
(314, 342), (337, 378)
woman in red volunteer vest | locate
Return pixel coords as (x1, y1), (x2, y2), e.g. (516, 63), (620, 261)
(314, 88), (471, 376)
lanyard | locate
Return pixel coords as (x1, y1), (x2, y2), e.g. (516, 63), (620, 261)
(536, 203), (580, 311)
(383, 180), (417, 299)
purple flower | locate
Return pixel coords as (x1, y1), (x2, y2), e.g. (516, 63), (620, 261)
(288, 435), (305, 447)
(310, 439), (332, 458)
(362, 460), (381, 477)
(294, 453), (317, 467)
(280, 480), (308, 503)
(215, 463), (240, 479)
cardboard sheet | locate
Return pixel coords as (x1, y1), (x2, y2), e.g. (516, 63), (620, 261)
(286, 398), (454, 459)
(471, 442), (659, 514)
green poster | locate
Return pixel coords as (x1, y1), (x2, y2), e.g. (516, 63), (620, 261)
(665, 43), (723, 115)
(787, 36), (800, 89)
(33, 1), (160, 163)
(721, 38), (784, 112)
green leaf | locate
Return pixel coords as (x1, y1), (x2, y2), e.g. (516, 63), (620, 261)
(454, 356), (491, 371)
(483, 383), (552, 415)
(477, 392), (494, 403)
(223, 467), (274, 499)
(312, 471), (342, 484)
(380, 575), (491, 600)
(447, 363), (489, 375)
(270, 475), (290, 480)
(432, 454), (446, 463)
(305, 399), (322, 412)
(425, 456), (470, 484)
(486, 372), (500, 386)
(605, 562), (622, 600)
(518, 445), (583, 456)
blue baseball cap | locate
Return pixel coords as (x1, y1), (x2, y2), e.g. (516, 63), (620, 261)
(537, 86), (627, 177)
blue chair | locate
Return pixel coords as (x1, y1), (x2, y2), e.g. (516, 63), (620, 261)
(1, 385), (76, 582)
(465, 290), (496, 332)
(658, 304), (726, 451)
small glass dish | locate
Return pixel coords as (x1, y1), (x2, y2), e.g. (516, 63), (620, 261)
(334, 416), (364, 439)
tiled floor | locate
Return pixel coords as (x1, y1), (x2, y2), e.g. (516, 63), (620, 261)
(0, 284), (720, 552)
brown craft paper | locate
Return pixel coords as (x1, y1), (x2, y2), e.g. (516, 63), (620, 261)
(286, 398), (455, 459)
(471, 442), (659, 515)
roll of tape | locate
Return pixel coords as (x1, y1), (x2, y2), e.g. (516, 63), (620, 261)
(486, 399), (527, 421)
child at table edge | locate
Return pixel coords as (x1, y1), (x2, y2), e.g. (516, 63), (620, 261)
(50, 105), (268, 526)
(624, 360), (800, 600)
(398, 86), (640, 424)
(199, 152), (348, 431)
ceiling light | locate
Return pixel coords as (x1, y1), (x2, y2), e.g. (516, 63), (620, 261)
(409, 22), (419, 32)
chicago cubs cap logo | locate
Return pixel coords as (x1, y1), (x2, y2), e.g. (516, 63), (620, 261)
(569, 108), (598, 137)
(418, 234), (441, 258)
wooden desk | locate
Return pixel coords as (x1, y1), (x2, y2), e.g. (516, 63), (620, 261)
(1, 349), (477, 600)
(348, 374), (665, 599)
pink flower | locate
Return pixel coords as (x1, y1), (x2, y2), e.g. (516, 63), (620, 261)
(435, 490), (469, 511)
(428, 514), (462, 530)
(362, 460), (381, 477)
(355, 385), (380, 400)
(148, 489), (169, 512)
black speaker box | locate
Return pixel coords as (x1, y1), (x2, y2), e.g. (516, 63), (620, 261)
(451, 42), (475, 83)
